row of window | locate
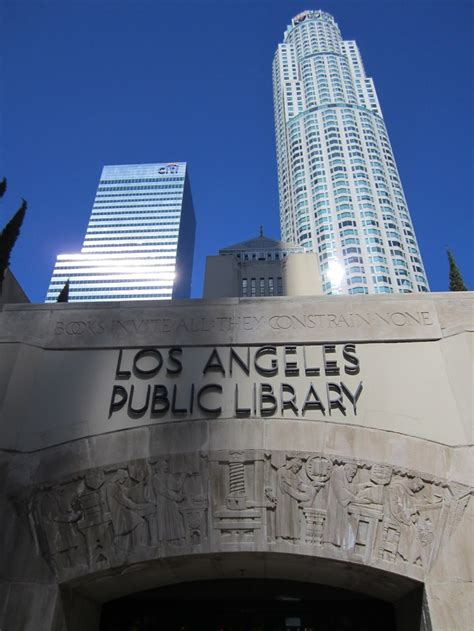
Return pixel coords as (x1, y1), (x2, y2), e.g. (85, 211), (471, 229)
(285, 99), (384, 124)
(88, 222), (180, 231)
(91, 211), (181, 218)
(241, 276), (283, 297)
(50, 275), (175, 286)
(50, 282), (174, 292)
(100, 177), (184, 185)
(48, 293), (173, 301)
(233, 251), (290, 261)
(87, 225), (179, 233)
(95, 193), (183, 199)
(81, 248), (177, 254)
(93, 204), (182, 210)
(97, 185), (184, 192)
(84, 236), (178, 242)
(51, 267), (176, 276)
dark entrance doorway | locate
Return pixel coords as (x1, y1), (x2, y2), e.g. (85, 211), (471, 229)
(100, 579), (398, 631)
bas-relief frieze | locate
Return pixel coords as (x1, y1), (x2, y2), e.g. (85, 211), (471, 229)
(26, 451), (472, 584)
(28, 454), (208, 578)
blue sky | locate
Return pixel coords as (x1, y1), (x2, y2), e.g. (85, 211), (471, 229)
(1, 0), (472, 301)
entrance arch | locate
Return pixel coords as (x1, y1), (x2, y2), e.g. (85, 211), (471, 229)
(100, 578), (399, 631)
(64, 552), (425, 631)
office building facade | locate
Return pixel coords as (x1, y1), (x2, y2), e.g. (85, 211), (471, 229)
(45, 162), (195, 302)
(273, 10), (429, 295)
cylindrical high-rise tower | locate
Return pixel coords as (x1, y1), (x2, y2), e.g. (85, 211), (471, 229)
(273, 10), (429, 294)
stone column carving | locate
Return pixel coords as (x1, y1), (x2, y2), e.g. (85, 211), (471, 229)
(211, 451), (267, 544)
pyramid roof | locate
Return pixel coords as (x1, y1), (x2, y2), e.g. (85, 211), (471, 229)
(219, 233), (302, 253)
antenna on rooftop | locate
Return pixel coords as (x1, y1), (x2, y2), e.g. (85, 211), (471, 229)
(259, 225), (263, 237)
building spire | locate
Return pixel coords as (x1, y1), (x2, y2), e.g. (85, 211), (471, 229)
(259, 225), (263, 237)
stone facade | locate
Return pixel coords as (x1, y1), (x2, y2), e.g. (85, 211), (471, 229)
(0, 293), (472, 630)
(203, 233), (322, 299)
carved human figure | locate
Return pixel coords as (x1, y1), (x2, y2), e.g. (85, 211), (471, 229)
(76, 470), (113, 565)
(127, 462), (154, 546)
(388, 476), (425, 564)
(37, 486), (82, 570)
(275, 457), (315, 541)
(416, 516), (434, 547)
(354, 465), (392, 506)
(152, 458), (187, 544)
(322, 463), (358, 548)
(106, 469), (152, 555)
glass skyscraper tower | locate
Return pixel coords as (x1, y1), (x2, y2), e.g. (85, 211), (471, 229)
(273, 10), (429, 294)
(46, 162), (195, 302)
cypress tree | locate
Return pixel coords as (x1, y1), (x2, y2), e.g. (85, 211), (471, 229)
(0, 177), (6, 289)
(447, 249), (468, 291)
(0, 199), (27, 293)
(57, 280), (70, 303)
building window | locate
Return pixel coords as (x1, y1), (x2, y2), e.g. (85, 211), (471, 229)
(268, 277), (274, 296)
(277, 277), (283, 295)
(251, 278), (256, 297)
(242, 278), (248, 297)
(349, 286), (369, 295)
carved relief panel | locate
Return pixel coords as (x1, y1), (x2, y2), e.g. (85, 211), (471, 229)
(25, 449), (471, 584)
(210, 450), (269, 546)
(28, 453), (208, 578)
(264, 452), (471, 577)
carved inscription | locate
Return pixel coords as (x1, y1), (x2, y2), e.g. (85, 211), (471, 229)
(52, 309), (437, 338)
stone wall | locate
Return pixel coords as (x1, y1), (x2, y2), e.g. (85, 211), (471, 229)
(0, 293), (472, 630)
(203, 251), (322, 299)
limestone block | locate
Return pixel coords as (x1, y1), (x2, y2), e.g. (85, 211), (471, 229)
(1, 582), (58, 631)
(424, 583), (474, 631)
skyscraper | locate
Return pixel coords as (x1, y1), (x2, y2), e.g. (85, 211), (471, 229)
(45, 162), (195, 302)
(273, 10), (429, 295)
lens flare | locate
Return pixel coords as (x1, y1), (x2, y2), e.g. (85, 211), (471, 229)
(327, 259), (345, 288)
